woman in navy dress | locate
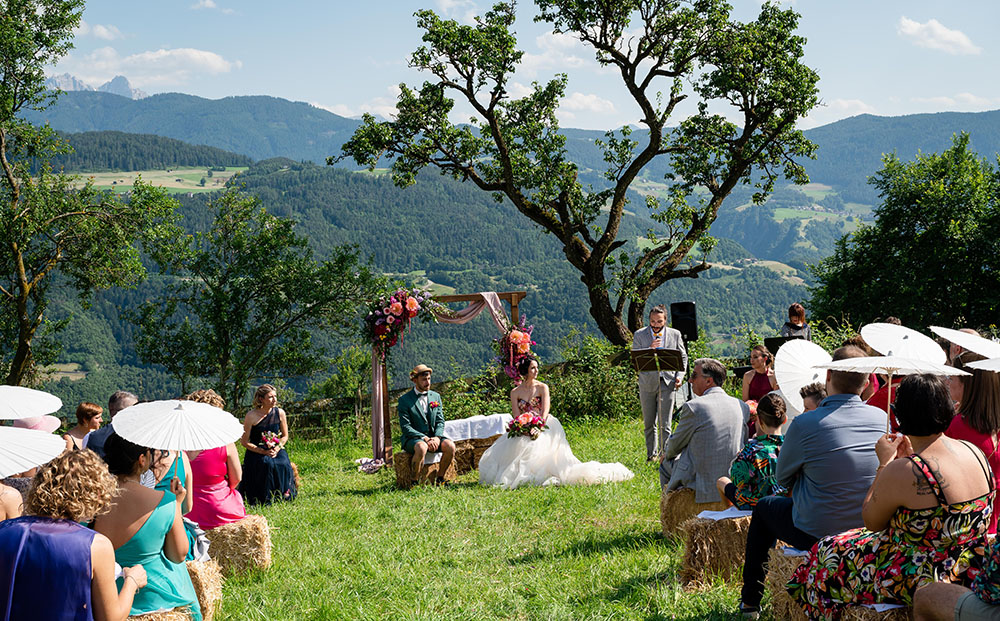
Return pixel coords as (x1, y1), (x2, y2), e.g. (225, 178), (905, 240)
(239, 384), (297, 505)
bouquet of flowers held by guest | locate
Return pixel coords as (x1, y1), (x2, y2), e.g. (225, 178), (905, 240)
(260, 431), (281, 450)
(493, 317), (536, 382)
(507, 411), (548, 440)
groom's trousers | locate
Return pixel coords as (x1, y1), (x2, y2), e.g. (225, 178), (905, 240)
(639, 377), (675, 459)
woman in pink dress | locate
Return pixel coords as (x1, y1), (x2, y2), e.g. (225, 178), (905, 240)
(181, 389), (246, 530)
(946, 351), (1000, 535)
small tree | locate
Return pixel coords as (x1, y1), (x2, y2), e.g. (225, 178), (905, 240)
(337, 1), (819, 344)
(810, 133), (1000, 329)
(0, 0), (179, 384)
(133, 189), (385, 409)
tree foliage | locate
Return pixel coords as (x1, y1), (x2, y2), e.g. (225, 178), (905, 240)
(338, 0), (819, 344)
(132, 189), (385, 409)
(0, 0), (180, 385)
(809, 133), (1000, 329)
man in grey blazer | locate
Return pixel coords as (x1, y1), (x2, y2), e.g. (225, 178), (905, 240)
(632, 304), (688, 460)
(659, 358), (749, 499)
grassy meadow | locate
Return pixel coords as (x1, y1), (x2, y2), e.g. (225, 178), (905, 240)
(217, 417), (761, 620)
(80, 166), (249, 194)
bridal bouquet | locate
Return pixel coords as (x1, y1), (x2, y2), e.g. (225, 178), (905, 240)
(507, 412), (548, 440)
(260, 431), (281, 450)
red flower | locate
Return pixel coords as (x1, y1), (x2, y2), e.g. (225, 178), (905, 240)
(375, 324), (389, 336)
(429, 401), (440, 409)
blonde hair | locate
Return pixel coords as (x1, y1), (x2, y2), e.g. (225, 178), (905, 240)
(182, 388), (226, 409)
(253, 384), (277, 409)
(26, 451), (117, 522)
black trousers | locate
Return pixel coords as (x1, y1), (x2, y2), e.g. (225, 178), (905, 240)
(740, 495), (819, 608)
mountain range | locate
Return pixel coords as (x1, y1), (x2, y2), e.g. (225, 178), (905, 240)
(45, 73), (148, 100)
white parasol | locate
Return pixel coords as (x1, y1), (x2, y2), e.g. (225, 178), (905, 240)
(860, 323), (946, 364)
(815, 356), (969, 431)
(775, 340), (832, 414)
(0, 427), (67, 478)
(0, 386), (63, 420)
(111, 400), (245, 451)
(967, 358), (1000, 373)
(930, 326), (1000, 360)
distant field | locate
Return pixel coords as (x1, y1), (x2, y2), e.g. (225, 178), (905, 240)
(798, 182), (834, 199)
(80, 166), (248, 194)
(772, 207), (844, 222)
(42, 362), (86, 382)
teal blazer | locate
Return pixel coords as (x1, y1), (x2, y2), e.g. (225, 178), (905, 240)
(397, 389), (447, 449)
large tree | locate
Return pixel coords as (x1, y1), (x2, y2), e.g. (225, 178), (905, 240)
(810, 132), (1000, 329)
(1, 0), (179, 384)
(133, 189), (385, 409)
(337, 0), (819, 344)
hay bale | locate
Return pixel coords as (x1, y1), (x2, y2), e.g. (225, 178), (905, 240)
(186, 559), (224, 621)
(206, 514), (272, 574)
(289, 461), (302, 490)
(842, 606), (912, 620)
(659, 487), (728, 538)
(765, 547), (808, 621)
(678, 515), (752, 587)
(454, 440), (475, 474)
(471, 434), (500, 449)
(393, 452), (458, 490)
(127, 610), (191, 621)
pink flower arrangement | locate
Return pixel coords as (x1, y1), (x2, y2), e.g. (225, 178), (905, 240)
(363, 287), (443, 360)
(506, 412), (547, 440)
(260, 431), (281, 450)
(493, 317), (536, 382)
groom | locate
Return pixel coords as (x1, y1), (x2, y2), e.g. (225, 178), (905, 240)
(397, 364), (455, 483)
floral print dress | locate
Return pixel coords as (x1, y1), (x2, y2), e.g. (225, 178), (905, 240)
(787, 450), (993, 619)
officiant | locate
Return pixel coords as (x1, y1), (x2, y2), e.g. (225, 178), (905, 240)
(632, 304), (687, 462)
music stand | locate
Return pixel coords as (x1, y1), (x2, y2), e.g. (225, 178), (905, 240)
(631, 349), (685, 375)
(764, 335), (804, 356)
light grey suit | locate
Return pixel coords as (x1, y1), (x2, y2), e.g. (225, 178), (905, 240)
(659, 386), (749, 502)
(632, 325), (687, 459)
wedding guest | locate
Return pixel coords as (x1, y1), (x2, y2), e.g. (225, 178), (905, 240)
(842, 334), (879, 401)
(0, 450), (148, 620)
(182, 389), (246, 529)
(716, 393), (787, 509)
(914, 538), (1000, 620)
(737, 345), (884, 618)
(397, 365), (455, 483)
(64, 401), (103, 450)
(0, 479), (21, 521)
(93, 433), (201, 620)
(632, 305), (687, 461)
(787, 374), (993, 617)
(780, 303), (812, 341)
(660, 358), (748, 499)
(947, 328), (982, 365)
(85, 390), (138, 458)
(239, 384), (297, 504)
(946, 350), (1000, 534)
(798, 383), (827, 412)
(742, 345), (777, 402)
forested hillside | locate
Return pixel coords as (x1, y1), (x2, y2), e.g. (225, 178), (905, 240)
(48, 131), (253, 172)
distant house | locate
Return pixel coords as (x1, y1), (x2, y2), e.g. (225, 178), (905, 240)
(175, 178), (183, 182)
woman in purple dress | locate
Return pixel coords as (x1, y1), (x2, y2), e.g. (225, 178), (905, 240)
(0, 450), (147, 621)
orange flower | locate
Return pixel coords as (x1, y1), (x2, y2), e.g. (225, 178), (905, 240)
(389, 301), (403, 315)
(517, 413), (532, 425)
(517, 342), (530, 353)
(406, 296), (419, 312)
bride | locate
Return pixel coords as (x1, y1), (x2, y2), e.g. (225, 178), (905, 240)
(479, 358), (634, 489)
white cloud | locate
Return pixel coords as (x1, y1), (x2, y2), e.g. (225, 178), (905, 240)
(797, 98), (876, 129)
(436, 0), (477, 24)
(520, 30), (588, 78)
(897, 17), (982, 55)
(561, 92), (616, 114)
(311, 86), (402, 120)
(912, 92), (996, 108)
(191, 0), (235, 14)
(74, 20), (123, 41)
(827, 98), (876, 114)
(56, 46), (241, 88)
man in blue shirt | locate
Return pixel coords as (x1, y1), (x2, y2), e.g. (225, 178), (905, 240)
(738, 345), (885, 618)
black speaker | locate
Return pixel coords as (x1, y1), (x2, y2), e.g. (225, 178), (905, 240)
(670, 301), (698, 342)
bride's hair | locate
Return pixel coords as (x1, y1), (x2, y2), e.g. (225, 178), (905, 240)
(517, 357), (538, 378)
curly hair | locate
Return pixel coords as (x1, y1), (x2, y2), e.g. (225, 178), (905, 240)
(182, 388), (226, 409)
(26, 450), (117, 522)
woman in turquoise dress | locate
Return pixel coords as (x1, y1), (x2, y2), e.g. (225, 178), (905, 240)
(93, 433), (202, 620)
(239, 384), (297, 505)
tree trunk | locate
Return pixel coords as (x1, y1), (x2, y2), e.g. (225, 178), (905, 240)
(627, 299), (647, 335)
(581, 267), (630, 346)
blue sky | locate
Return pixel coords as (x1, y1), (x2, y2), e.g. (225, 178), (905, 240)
(51, 0), (1000, 130)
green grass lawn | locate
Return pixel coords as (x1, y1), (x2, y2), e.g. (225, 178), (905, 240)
(218, 417), (756, 620)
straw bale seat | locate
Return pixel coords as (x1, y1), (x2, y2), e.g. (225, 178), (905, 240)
(186, 559), (224, 621)
(766, 547), (808, 621)
(454, 439), (475, 474)
(678, 514), (752, 587)
(393, 452), (458, 490)
(471, 434), (501, 469)
(205, 514), (272, 574)
(659, 487), (728, 538)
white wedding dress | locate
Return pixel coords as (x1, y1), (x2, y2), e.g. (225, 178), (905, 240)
(478, 396), (634, 489)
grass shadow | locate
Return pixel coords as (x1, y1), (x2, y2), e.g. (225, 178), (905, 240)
(510, 530), (663, 565)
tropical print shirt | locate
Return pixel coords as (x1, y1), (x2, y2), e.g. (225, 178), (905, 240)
(729, 434), (786, 509)
(973, 538), (1000, 604)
